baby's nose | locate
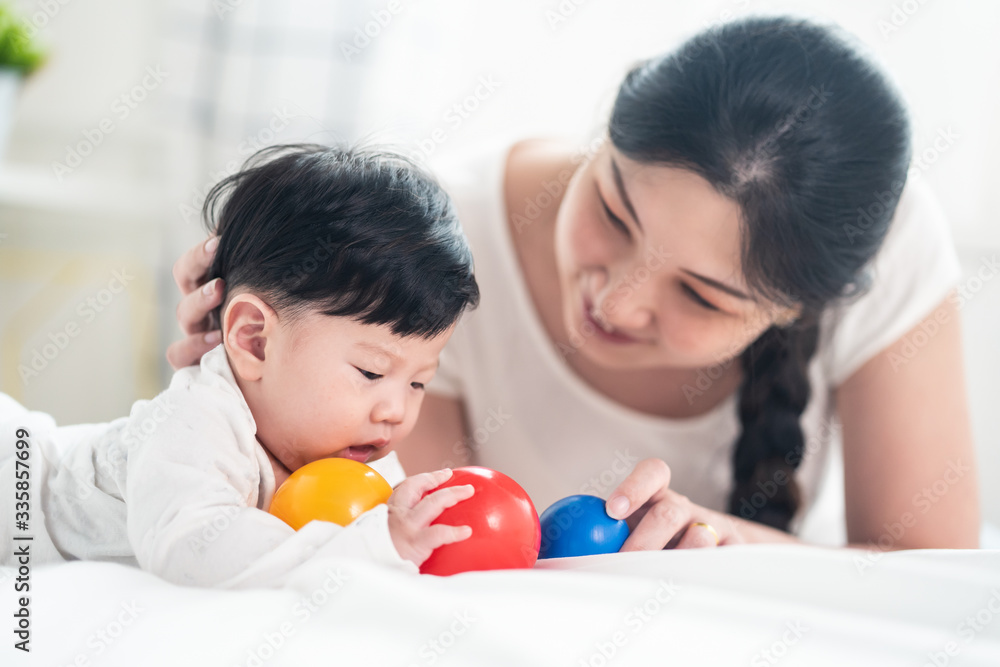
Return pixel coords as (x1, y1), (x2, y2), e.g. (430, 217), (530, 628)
(372, 395), (405, 425)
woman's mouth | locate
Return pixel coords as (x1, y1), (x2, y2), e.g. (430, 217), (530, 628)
(582, 297), (641, 345)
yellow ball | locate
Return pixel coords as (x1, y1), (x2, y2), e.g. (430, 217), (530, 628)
(268, 458), (392, 530)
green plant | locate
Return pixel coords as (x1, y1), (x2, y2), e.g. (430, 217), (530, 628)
(0, 4), (45, 76)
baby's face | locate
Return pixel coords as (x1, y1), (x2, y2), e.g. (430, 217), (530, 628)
(244, 309), (453, 473)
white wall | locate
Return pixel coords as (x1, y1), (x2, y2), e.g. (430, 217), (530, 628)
(1, 0), (996, 523)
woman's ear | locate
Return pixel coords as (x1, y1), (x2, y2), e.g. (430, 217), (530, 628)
(774, 303), (804, 328)
(222, 293), (278, 382)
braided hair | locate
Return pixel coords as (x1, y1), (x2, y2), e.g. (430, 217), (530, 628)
(609, 17), (911, 531)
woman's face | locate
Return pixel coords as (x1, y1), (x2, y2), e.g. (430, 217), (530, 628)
(553, 142), (799, 372)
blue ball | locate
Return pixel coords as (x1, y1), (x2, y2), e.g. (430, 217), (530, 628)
(538, 494), (630, 559)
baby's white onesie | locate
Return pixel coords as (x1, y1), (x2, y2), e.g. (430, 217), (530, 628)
(0, 345), (413, 588)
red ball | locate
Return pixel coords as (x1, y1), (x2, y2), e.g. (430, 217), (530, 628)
(420, 467), (540, 576)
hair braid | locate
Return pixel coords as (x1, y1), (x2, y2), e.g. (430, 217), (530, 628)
(728, 317), (821, 531)
(608, 17), (912, 532)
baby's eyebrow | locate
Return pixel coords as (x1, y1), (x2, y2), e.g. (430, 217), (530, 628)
(356, 341), (401, 362)
(356, 341), (439, 373)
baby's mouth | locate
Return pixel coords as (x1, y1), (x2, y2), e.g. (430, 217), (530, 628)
(339, 445), (377, 463)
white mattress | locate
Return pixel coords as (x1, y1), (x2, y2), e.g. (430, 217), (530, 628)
(3, 544), (999, 666)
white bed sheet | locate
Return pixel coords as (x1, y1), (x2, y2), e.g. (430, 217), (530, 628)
(2, 545), (999, 666)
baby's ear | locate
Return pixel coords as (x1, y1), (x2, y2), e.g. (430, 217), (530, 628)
(223, 293), (278, 382)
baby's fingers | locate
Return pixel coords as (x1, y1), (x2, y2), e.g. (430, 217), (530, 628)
(389, 469), (454, 508)
(421, 523), (473, 552)
(410, 484), (475, 527)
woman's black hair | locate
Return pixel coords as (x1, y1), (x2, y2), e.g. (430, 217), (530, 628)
(202, 144), (480, 338)
(609, 17), (911, 530)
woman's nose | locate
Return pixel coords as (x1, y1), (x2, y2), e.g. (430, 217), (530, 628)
(604, 300), (654, 332)
(597, 277), (655, 332)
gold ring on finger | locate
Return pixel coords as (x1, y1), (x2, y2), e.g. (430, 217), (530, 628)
(691, 522), (719, 546)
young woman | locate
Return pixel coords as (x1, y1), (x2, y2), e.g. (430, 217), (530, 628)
(170, 17), (980, 551)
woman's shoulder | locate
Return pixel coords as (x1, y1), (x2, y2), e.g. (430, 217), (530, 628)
(503, 137), (581, 230)
(878, 176), (951, 247)
(427, 137), (515, 195)
(818, 179), (963, 387)
(429, 137), (578, 215)
(504, 137), (579, 185)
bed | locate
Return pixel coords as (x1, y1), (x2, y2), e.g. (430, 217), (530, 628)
(3, 544), (998, 666)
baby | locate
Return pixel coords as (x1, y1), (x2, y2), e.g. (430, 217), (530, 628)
(0, 144), (480, 587)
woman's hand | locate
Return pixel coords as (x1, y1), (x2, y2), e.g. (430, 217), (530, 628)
(387, 469), (474, 567)
(167, 236), (226, 369)
(606, 458), (800, 550)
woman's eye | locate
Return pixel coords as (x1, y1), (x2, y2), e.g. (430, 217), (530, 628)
(598, 193), (631, 237)
(356, 368), (383, 381)
(682, 283), (720, 312)
(411, 382), (425, 390)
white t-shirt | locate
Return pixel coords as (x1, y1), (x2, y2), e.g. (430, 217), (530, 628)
(0, 346), (412, 588)
(425, 141), (963, 544)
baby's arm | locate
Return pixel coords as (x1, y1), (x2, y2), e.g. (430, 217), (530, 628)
(124, 387), (422, 588)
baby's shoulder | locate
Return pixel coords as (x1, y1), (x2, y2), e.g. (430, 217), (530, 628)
(122, 368), (253, 452)
(160, 347), (253, 423)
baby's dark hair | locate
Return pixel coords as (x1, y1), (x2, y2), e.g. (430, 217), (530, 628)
(202, 144), (480, 338)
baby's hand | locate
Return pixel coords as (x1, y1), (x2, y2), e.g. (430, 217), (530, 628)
(387, 468), (474, 567)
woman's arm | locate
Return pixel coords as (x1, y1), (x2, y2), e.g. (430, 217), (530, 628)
(606, 291), (980, 551)
(837, 291), (980, 549)
(393, 394), (472, 474)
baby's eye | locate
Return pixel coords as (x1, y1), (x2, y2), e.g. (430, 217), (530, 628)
(411, 382), (425, 390)
(356, 367), (383, 381)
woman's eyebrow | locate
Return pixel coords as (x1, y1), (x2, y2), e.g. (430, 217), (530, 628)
(611, 157), (754, 302)
(610, 158), (643, 231)
(681, 269), (754, 301)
